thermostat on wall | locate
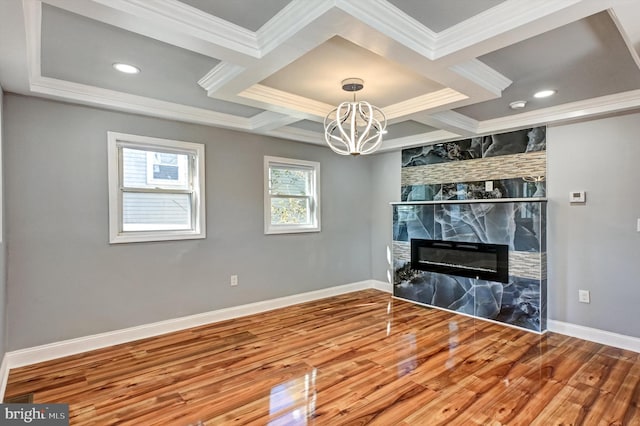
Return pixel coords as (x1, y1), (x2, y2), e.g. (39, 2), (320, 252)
(569, 191), (586, 203)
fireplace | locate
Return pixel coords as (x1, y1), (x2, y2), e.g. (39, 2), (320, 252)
(410, 239), (509, 283)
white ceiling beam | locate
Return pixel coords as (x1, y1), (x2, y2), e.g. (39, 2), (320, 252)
(249, 111), (302, 132)
(477, 89), (640, 135)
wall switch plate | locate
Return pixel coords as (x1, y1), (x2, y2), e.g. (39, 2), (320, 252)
(637, 218), (640, 232)
(578, 289), (590, 303)
(569, 191), (586, 203)
(485, 181), (494, 192)
(230, 275), (238, 286)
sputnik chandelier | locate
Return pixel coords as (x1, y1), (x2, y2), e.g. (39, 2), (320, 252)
(323, 78), (387, 156)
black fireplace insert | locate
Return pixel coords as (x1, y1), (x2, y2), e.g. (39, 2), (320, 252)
(410, 239), (509, 283)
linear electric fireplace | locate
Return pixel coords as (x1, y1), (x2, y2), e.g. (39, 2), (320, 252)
(411, 239), (509, 283)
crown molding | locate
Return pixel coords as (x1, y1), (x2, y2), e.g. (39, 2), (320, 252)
(435, 0), (584, 59)
(383, 88), (469, 120)
(86, 0), (260, 57)
(427, 110), (480, 135)
(257, 0), (335, 56)
(607, 8), (640, 71)
(240, 84), (334, 118)
(266, 126), (324, 145)
(250, 111), (301, 131)
(30, 76), (252, 129)
(336, 0), (437, 60)
(22, 0), (41, 82)
(450, 59), (512, 96)
(378, 130), (461, 152)
(477, 89), (640, 135)
(198, 62), (246, 96)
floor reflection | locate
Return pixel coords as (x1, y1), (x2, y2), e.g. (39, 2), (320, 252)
(268, 369), (317, 425)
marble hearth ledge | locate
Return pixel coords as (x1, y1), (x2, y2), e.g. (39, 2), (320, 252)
(391, 198), (547, 205)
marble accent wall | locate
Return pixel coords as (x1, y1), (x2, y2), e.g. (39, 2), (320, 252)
(401, 127), (546, 202)
(393, 127), (548, 333)
(393, 201), (547, 332)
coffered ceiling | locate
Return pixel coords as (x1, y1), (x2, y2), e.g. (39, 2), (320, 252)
(1, 0), (640, 152)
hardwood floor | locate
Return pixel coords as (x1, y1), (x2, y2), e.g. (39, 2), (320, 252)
(4, 289), (640, 425)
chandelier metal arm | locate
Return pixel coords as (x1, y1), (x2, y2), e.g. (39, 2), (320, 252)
(323, 78), (387, 156)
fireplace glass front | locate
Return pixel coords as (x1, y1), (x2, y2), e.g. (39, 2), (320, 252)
(411, 239), (509, 283)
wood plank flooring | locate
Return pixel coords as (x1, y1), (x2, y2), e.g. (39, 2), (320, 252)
(4, 289), (640, 425)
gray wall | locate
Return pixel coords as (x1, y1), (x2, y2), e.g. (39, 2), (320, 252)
(4, 94), (372, 350)
(369, 151), (400, 283)
(0, 88), (6, 358)
(547, 113), (640, 337)
(5, 92), (639, 352)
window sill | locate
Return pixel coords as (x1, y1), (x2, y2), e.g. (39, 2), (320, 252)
(109, 230), (206, 244)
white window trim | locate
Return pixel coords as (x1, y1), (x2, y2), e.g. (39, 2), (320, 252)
(264, 156), (321, 235)
(107, 131), (206, 244)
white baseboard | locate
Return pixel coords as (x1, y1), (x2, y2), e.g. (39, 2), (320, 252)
(5, 280), (378, 369)
(547, 320), (640, 353)
(0, 355), (8, 402)
(371, 279), (392, 293)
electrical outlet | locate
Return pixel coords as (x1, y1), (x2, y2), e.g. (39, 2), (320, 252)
(578, 289), (590, 304)
(230, 275), (238, 286)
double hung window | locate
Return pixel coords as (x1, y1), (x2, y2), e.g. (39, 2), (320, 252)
(107, 132), (205, 243)
(264, 156), (320, 234)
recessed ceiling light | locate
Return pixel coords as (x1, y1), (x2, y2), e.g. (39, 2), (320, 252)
(509, 100), (527, 110)
(113, 63), (140, 74)
(533, 89), (556, 98)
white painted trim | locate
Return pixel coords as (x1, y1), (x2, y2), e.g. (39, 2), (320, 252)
(5, 280), (378, 369)
(377, 130), (461, 152)
(264, 127), (325, 145)
(383, 89), (469, 121)
(547, 320), (640, 353)
(0, 355), (9, 402)
(90, 0), (260, 57)
(106, 132), (206, 244)
(371, 280), (393, 293)
(607, 8), (640, 71)
(336, 0), (437, 59)
(450, 59), (512, 96)
(477, 89), (640, 135)
(257, 0), (335, 56)
(240, 84), (333, 118)
(435, 0), (584, 59)
(198, 63), (246, 96)
(30, 77), (252, 130)
(249, 111), (299, 132)
(263, 156), (321, 235)
(428, 110), (479, 135)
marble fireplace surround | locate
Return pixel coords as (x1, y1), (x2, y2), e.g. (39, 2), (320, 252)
(392, 198), (547, 333)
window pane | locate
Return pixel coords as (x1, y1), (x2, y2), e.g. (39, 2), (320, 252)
(270, 197), (310, 225)
(270, 167), (310, 196)
(122, 192), (191, 231)
(122, 147), (189, 189)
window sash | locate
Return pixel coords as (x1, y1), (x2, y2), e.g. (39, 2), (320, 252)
(264, 156), (320, 234)
(108, 132), (206, 243)
(268, 165), (313, 197)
